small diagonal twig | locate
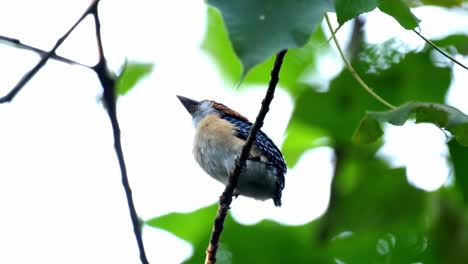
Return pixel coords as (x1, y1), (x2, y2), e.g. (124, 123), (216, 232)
(413, 29), (468, 71)
(205, 49), (288, 264)
(0, 0), (100, 103)
(0, 35), (91, 68)
(324, 13), (396, 110)
(90, 4), (149, 264)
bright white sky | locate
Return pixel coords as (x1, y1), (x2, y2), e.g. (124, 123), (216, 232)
(0, 1), (467, 263)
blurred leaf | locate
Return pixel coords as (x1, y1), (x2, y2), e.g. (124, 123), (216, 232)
(430, 198), (468, 263)
(146, 204), (320, 263)
(244, 28), (328, 96)
(352, 114), (383, 144)
(448, 140), (468, 205)
(202, 9), (329, 96)
(353, 102), (468, 146)
(378, 0), (420, 29)
(282, 121), (329, 167)
(205, 0), (333, 74)
(116, 62), (153, 96)
(201, 7), (242, 84)
(432, 34), (468, 55)
(333, 0), (378, 25)
(322, 152), (433, 263)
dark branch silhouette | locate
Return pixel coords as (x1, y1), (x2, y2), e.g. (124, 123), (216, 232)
(89, 4), (149, 264)
(0, 35), (90, 68)
(0, 0), (99, 103)
(0, 1), (148, 262)
(205, 49), (288, 264)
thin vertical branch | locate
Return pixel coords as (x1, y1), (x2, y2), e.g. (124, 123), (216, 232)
(90, 5), (149, 264)
(205, 49), (288, 264)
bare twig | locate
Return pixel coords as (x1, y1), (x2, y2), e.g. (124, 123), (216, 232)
(205, 49), (288, 264)
(0, 35), (91, 68)
(0, 0), (100, 103)
(413, 29), (468, 71)
(90, 4), (149, 264)
(0, 1), (148, 262)
(324, 13), (396, 110)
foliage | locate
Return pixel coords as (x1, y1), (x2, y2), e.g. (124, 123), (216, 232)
(149, 0), (468, 262)
(116, 62), (153, 96)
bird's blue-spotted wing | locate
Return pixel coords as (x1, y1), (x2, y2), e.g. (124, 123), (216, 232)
(221, 115), (287, 177)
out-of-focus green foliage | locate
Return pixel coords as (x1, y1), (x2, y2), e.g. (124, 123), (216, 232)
(405, 0), (468, 7)
(151, 1), (468, 263)
(146, 205), (321, 263)
(116, 62), (153, 96)
(353, 102), (468, 146)
(205, 0), (333, 74)
(449, 140), (468, 204)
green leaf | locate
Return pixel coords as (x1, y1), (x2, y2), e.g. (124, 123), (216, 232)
(448, 140), (468, 205)
(353, 102), (468, 146)
(333, 0), (378, 25)
(146, 204), (320, 263)
(116, 62), (153, 96)
(205, 0), (334, 73)
(352, 114), (383, 144)
(378, 0), (420, 29)
(432, 34), (468, 55)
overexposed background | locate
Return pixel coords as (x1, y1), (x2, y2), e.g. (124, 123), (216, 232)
(0, 1), (467, 263)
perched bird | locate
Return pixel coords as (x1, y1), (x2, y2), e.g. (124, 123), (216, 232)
(177, 95), (286, 206)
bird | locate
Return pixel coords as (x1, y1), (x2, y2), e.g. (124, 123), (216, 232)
(177, 95), (286, 206)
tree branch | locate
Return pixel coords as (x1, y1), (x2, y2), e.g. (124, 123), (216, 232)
(205, 49), (288, 264)
(0, 0), (99, 103)
(0, 35), (91, 68)
(0, 1), (148, 262)
(89, 4), (149, 264)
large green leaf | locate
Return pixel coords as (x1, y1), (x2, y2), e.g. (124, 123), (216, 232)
(202, 7), (328, 96)
(378, 0), (420, 29)
(205, 0), (334, 74)
(405, 0), (468, 7)
(116, 62), (153, 96)
(146, 204), (320, 263)
(333, 0), (378, 25)
(353, 102), (468, 146)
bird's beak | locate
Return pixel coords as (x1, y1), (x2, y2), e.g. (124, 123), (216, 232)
(177, 95), (200, 115)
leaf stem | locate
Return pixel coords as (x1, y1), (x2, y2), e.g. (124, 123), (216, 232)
(324, 13), (396, 110)
(413, 29), (468, 71)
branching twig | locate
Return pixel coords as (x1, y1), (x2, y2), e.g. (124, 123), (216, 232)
(90, 4), (149, 264)
(324, 13), (396, 110)
(413, 29), (468, 71)
(204, 49), (288, 264)
(0, 0), (100, 103)
(0, 35), (91, 68)
(0, 1), (148, 262)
